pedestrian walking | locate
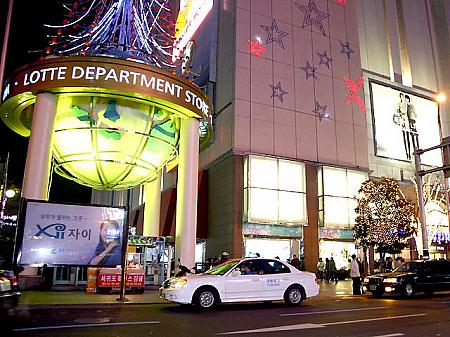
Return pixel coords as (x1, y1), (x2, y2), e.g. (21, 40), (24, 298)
(350, 254), (361, 295)
(328, 257), (337, 283)
(317, 258), (325, 281)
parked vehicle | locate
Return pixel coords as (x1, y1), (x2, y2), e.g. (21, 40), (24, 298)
(0, 269), (21, 314)
(160, 258), (319, 309)
(363, 260), (450, 298)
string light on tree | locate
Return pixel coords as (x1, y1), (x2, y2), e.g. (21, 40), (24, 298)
(354, 177), (417, 257)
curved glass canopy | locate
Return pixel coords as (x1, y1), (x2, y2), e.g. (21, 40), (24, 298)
(52, 95), (180, 190)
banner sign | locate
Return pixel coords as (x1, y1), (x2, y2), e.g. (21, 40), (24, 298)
(370, 81), (441, 166)
(243, 223), (302, 238)
(18, 200), (127, 266)
(1, 57), (212, 122)
(97, 273), (145, 287)
(128, 236), (162, 246)
(319, 228), (354, 240)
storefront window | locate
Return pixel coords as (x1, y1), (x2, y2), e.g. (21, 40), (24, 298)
(244, 155), (307, 225)
(319, 167), (368, 227)
(319, 240), (357, 270)
(248, 188), (278, 223)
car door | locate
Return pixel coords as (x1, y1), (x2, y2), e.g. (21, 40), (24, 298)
(224, 260), (263, 301)
(259, 259), (292, 300)
(416, 261), (443, 292)
(442, 261), (450, 291)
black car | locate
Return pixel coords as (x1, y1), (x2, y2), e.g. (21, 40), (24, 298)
(363, 260), (450, 298)
(0, 270), (21, 314)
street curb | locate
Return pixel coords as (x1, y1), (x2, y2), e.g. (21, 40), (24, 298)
(16, 301), (169, 310)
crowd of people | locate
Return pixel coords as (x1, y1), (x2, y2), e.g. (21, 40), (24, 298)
(374, 256), (405, 272)
(316, 257), (340, 283)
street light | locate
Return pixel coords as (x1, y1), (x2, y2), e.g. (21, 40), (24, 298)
(5, 189), (16, 199)
(414, 137), (450, 260)
(437, 93), (446, 103)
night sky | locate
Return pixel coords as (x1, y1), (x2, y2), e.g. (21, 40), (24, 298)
(1, 1), (91, 203)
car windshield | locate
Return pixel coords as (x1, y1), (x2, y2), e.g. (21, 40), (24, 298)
(204, 260), (240, 276)
(393, 262), (423, 272)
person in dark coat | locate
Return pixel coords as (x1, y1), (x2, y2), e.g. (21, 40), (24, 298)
(290, 255), (300, 270)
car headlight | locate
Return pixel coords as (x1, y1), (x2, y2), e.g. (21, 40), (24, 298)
(363, 277), (369, 283)
(171, 277), (188, 289)
(383, 277), (399, 283)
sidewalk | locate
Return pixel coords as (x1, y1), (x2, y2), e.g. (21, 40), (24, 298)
(17, 280), (355, 308)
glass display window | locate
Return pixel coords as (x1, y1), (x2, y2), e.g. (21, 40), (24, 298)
(244, 155), (307, 225)
(319, 166), (368, 228)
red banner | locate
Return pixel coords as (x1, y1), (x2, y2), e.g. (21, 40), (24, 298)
(97, 273), (145, 287)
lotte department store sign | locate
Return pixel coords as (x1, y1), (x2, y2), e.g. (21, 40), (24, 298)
(1, 57), (212, 131)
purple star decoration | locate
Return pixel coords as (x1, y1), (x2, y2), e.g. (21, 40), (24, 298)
(300, 61), (317, 79)
(295, 0), (329, 35)
(260, 19), (289, 49)
(340, 41), (354, 59)
(270, 82), (288, 103)
(313, 101), (330, 121)
(317, 50), (332, 69)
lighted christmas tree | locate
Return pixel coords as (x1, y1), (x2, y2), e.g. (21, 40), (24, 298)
(354, 177), (417, 256)
(44, 0), (178, 69)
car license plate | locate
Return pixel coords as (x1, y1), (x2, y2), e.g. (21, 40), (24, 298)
(369, 285), (377, 291)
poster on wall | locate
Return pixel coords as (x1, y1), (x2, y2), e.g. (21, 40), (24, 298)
(370, 81), (441, 166)
(18, 200), (127, 266)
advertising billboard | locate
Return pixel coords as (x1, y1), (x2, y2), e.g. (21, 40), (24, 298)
(18, 200), (127, 266)
(370, 81), (441, 166)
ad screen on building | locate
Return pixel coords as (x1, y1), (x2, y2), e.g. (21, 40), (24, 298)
(371, 81), (441, 166)
(18, 201), (127, 266)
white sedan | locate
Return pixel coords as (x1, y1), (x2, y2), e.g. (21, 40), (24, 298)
(159, 258), (319, 309)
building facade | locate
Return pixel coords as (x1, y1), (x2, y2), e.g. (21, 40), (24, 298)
(194, 0), (450, 271)
(94, 0), (450, 273)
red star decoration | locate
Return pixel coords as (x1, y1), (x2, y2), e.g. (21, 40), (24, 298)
(344, 74), (366, 112)
(247, 39), (266, 58)
(337, 0), (347, 6)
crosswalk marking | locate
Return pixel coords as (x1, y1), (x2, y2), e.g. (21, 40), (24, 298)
(217, 313), (426, 335)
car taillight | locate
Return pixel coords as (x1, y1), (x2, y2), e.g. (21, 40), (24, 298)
(10, 276), (17, 286)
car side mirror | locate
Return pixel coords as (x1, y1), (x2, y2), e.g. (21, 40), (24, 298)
(230, 270), (240, 277)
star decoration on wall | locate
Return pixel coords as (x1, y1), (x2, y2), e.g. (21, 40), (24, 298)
(340, 41), (354, 58)
(300, 61), (317, 79)
(247, 39), (266, 58)
(270, 82), (288, 102)
(313, 100), (330, 121)
(295, 0), (330, 35)
(260, 19), (289, 49)
(337, 0), (347, 6)
(344, 74), (366, 112)
(317, 50), (333, 68)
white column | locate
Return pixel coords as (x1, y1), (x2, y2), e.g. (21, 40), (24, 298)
(22, 93), (57, 200)
(175, 118), (199, 269)
(143, 172), (161, 237)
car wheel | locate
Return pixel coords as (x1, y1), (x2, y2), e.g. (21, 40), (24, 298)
(402, 283), (415, 298)
(193, 287), (219, 310)
(284, 285), (305, 306)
